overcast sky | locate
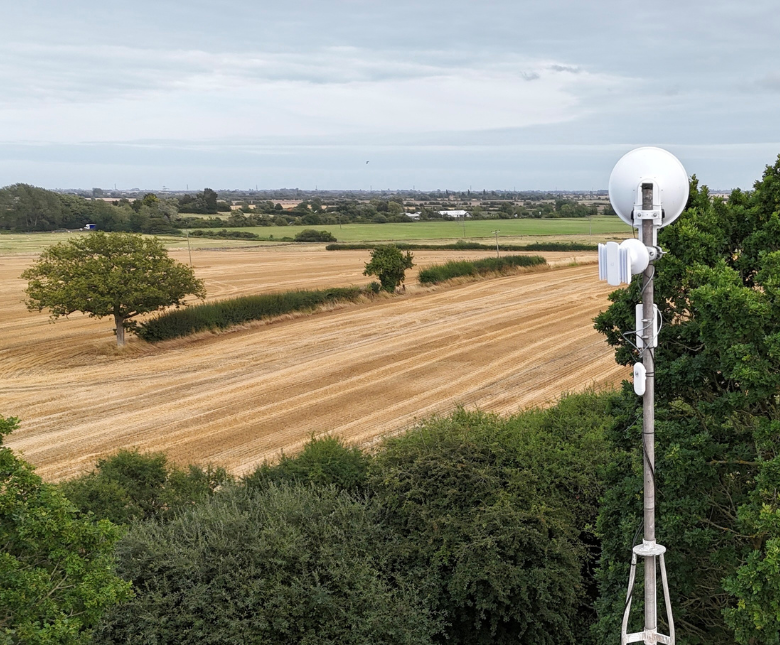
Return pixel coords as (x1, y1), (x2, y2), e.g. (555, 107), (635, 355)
(1, 0), (779, 190)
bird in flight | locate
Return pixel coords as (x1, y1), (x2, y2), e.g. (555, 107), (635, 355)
(366, 160), (369, 164)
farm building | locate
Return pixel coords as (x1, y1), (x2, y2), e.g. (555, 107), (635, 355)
(438, 210), (471, 219)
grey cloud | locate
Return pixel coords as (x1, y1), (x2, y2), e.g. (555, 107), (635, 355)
(755, 73), (780, 92)
(549, 64), (581, 74)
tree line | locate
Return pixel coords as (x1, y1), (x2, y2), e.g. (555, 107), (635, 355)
(0, 184), (607, 235)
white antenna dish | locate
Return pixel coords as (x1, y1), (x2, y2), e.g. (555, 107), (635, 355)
(608, 147), (689, 229)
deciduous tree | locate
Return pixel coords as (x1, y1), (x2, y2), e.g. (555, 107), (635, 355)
(363, 245), (414, 292)
(0, 416), (131, 644)
(23, 232), (205, 346)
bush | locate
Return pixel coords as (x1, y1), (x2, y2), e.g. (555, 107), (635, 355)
(95, 485), (441, 644)
(243, 435), (370, 492)
(363, 245), (414, 292)
(294, 229), (337, 242)
(369, 392), (615, 644)
(60, 449), (231, 524)
(138, 286), (365, 341)
(418, 254), (546, 284)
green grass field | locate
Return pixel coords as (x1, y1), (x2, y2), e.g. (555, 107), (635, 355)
(0, 232), (264, 254)
(0, 217), (632, 254)
(216, 217), (632, 242)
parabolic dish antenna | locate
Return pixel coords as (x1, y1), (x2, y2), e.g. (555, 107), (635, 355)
(608, 147), (689, 228)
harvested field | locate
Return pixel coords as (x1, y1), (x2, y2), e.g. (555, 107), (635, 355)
(0, 245), (626, 481)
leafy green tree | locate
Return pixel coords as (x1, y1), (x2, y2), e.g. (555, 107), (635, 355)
(60, 449), (231, 525)
(95, 485), (441, 644)
(593, 156), (780, 644)
(369, 393), (615, 645)
(363, 245), (414, 292)
(22, 232), (205, 346)
(0, 416), (131, 644)
(0, 184), (64, 230)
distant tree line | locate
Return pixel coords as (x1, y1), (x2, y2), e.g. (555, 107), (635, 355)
(1, 184), (610, 235)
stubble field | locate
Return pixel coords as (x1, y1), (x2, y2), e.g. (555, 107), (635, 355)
(0, 244), (626, 481)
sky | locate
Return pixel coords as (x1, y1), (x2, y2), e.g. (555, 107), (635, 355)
(1, 0), (779, 191)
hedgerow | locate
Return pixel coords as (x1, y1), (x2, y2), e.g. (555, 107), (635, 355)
(188, 229), (260, 239)
(137, 286), (365, 341)
(326, 241), (597, 252)
(418, 254), (546, 284)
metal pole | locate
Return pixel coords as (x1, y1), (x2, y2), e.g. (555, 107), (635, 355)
(186, 230), (193, 267)
(492, 230), (500, 257)
(642, 211), (656, 643)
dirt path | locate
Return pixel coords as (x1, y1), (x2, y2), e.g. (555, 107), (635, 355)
(0, 246), (625, 480)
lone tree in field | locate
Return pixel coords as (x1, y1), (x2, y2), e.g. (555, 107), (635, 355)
(23, 232), (205, 346)
(363, 245), (414, 292)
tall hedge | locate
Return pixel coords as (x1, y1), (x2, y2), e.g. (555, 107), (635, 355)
(95, 485), (441, 645)
(369, 392), (615, 644)
(418, 254), (546, 284)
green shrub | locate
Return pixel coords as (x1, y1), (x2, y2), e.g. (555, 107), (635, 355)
(0, 416), (131, 643)
(369, 392), (615, 644)
(418, 254), (546, 284)
(60, 449), (232, 524)
(138, 286), (365, 341)
(95, 485), (441, 644)
(243, 435), (370, 491)
(294, 228), (337, 242)
(363, 245), (414, 292)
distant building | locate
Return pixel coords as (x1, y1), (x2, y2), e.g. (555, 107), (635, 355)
(407, 212), (422, 220)
(438, 210), (471, 219)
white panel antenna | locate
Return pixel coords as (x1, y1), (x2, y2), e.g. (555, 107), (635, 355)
(598, 240), (650, 286)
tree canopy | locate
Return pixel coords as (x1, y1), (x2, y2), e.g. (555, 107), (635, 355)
(0, 416), (131, 644)
(23, 232), (205, 346)
(363, 245), (414, 292)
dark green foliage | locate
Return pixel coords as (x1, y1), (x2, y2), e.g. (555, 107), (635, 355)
(60, 449), (231, 525)
(327, 241), (597, 252)
(363, 245), (415, 292)
(138, 286), (365, 341)
(417, 254), (546, 284)
(0, 184), (181, 233)
(0, 416), (131, 644)
(294, 228), (337, 242)
(593, 156), (780, 644)
(369, 392), (615, 644)
(243, 435), (370, 492)
(187, 228), (260, 239)
(178, 188), (219, 214)
(95, 485), (441, 645)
